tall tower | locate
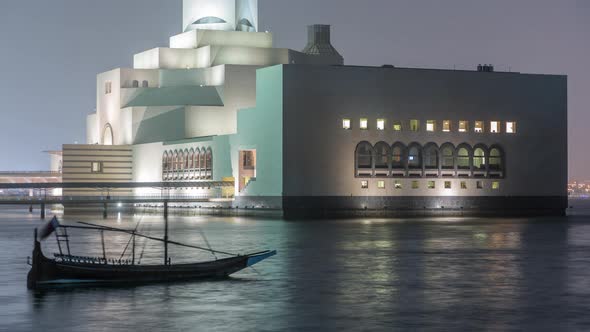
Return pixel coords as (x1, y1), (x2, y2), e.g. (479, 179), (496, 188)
(183, 0), (258, 33)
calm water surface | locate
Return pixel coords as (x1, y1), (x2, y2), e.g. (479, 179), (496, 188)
(1, 207), (590, 331)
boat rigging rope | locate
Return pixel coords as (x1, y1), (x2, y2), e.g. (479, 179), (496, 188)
(196, 227), (218, 260)
(119, 210), (144, 261)
(137, 219), (153, 265)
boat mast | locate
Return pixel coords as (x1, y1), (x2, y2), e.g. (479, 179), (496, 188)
(164, 208), (169, 266)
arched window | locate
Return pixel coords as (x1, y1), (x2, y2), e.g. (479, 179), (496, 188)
(132, 80), (139, 88)
(173, 151), (179, 173)
(183, 149), (190, 170)
(489, 147), (503, 171)
(440, 143), (455, 169)
(206, 148), (213, 179)
(355, 142), (374, 176)
(102, 123), (114, 146)
(200, 149), (207, 178)
(167, 151), (173, 172)
(456, 145), (472, 170)
(142, 80), (149, 88)
(473, 147), (487, 170)
(179, 150), (185, 171)
(195, 148), (201, 178)
(391, 143), (406, 169)
(162, 152), (168, 172)
(374, 142), (391, 170)
(423, 143), (439, 169)
(188, 149), (195, 170)
(407, 143), (422, 169)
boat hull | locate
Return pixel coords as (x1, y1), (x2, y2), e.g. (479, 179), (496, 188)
(27, 241), (276, 289)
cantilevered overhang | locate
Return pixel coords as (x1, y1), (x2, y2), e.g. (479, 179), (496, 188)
(123, 86), (224, 108)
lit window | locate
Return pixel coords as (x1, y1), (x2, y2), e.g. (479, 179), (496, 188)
(412, 181), (419, 189)
(105, 81), (112, 94)
(378, 180), (385, 189)
(377, 119), (385, 131)
(342, 119), (351, 130)
(476, 181), (483, 189)
(410, 120), (420, 132)
(426, 120), (436, 132)
(444, 181), (452, 189)
(394, 181), (402, 189)
(428, 181), (436, 189)
(506, 122), (516, 134)
(459, 121), (468, 132)
(442, 120), (451, 132)
(492, 181), (500, 190)
(361, 181), (369, 189)
(360, 118), (368, 130)
(490, 121), (500, 133)
(91, 162), (103, 173)
(461, 181), (467, 189)
(393, 121), (402, 131)
(475, 121), (484, 133)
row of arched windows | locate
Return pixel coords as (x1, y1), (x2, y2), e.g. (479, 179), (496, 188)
(132, 80), (149, 88)
(162, 148), (213, 181)
(355, 142), (504, 178)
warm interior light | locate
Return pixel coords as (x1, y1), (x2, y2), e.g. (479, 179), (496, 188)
(443, 120), (451, 132)
(377, 119), (385, 131)
(490, 121), (500, 133)
(475, 121), (484, 133)
(459, 121), (468, 132)
(360, 118), (368, 130)
(506, 122), (516, 134)
(426, 120), (436, 132)
(342, 118), (351, 130)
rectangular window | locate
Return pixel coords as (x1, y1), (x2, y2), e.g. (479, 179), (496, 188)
(490, 121), (500, 133)
(492, 181), (500, 190)
(361, 181), (369, 189)
(506, 122), (517, 134)
(378, 180), (385, 189)
(393, 121), (402, 131)
(444, 181), (452, 189)
(428, 181), (436, 189)
(442, 120), (451, 132)
(360, 118), (368, 130)
(342, 118), (351, 130)
(91, 162), (103, 173)
(461, 181), (467, 189)
(426, 120), (436, 132)
(105, 82), (112, 94)
(412, 181), (419, 189)
(476, 181), (483, 189)
(377, 119), (385, 131)
(475, 121), (484, 133)
(459, 121), (468, 132)
(394, 180), (402, 189)
(410, 120), (420, 132)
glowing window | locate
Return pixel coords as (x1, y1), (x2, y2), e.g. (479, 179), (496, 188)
(490, 121), (500, 133)
(476, 181), (483, 189)
(394, 181), (402, 189)
(410, 120), (420, 132)
(459, 121), (468, 132)
(342, 119), (351, 130)
(378, 181), (385, 189)
(426, 120), (436, 132)
(461, 181), (467, 189)
(442, 120), (451, 132)
(377, 119), (385, 131)
(475, 121), (484, 133)
(361, 181), (369, 189)
(412, 181), (419, 189)
(91, 162), (103, 173)
(444, 181), (452, 189)
(506, 122), (517, 134)
(360, 118), (368, 130)
(428, 181), (436, 189)
(492, 181), (500, 190)
(393, 121), (402, 131)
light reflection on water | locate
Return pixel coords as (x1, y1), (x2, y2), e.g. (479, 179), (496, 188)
(1, 208), (590, 331)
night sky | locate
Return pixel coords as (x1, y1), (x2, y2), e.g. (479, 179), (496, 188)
(0, 0), (587, 179)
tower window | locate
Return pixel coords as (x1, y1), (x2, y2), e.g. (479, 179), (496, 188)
(377, 119), (385, 131)
(506, 122), (517, 134)
(394, 180), (402, 189)
(475, 121), (484, 133)
(360, 118), (368, 130)
(393, 121), (402, 131)
(459, 121), (468, 132)
(444, 181), (452, 189)
(91, 162), (103, 173)
(426, 120), (436, 132)
(492, 181), (500, 190)
(490, 121), (500, 133)
(476, 181), (483, 189)
(428, 181), (436, 189)
(442, 120), (451, 132)
(342, 119), (351, 130)
(412, 181), (419, 189)
(410, 120), (420, 132)
(378, 180), (385, 189)
(361, 181), (369, 189)
(105, 81), (112, 94)
(461, 181), (467, 189)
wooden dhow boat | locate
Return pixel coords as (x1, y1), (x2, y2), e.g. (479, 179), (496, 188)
(27, 216), (276, 290)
